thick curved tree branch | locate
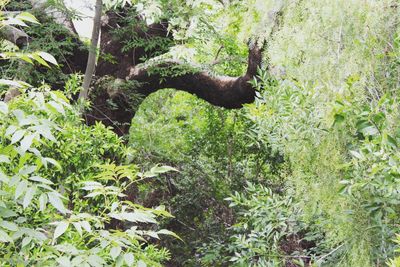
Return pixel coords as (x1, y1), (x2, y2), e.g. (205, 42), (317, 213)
(7, 2), (283, 135)
(126, 44), (263, 109)
(84, 44), (263, 136)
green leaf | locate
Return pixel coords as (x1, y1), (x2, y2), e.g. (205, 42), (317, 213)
(0, 79), (29, 88)
(0, 229), (12, 242)
(16, 12), (39, 24)
(0, 171), (9, 183)
(48, 192), (67, 214)
(21, 236), (32, 247)
(13, 109), (25, 122)
(29, 176), (53, 185)
(109, 211), (157, 223)
(0, 155), (10, 164)
(43, 158), (62, 170)
(15, 180), (28, 200)
(110, 246), (121, 260)
(30, 125), (56, 142)
(0, 221), (18, 232)
(150, 165), (178, 174)
(23, 187), (36, 209)
(39, 193), (48, 212)
(386, 134), (398, 148)
(72, 222), (82, 236)
(0, 102), (8, 114)
(56, 256), (71, 267)
(19, 165), (36, 175)
(31, 54), (50, 68)
(4, 17), (27, 27)
(157, 229), (182, 241)
(361, 126), (379, 136)
(0, 207), (17, 218)
(81, 181), (103, 191)
(87, 254), (106, 267)
(5, 125), (17, 137)
(11, 130), (26, 144)
(80, 221), (91, 233)
(20, 134), (35, 153)
(333, 113), (345, 126)
(38, 52), (58, 66)
(349, 150), (363, 160)
(124, 253), (135, 266)
(53, 221), (69, 240)
(137, 260), (147, 267)
(48, 101), (65, 115)
(145, 231), (159, 239)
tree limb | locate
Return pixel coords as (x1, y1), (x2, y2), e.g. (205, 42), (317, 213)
(126, 44), (263, 109)
(0, 25), (29, 47)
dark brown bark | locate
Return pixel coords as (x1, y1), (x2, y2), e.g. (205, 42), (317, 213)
(126, 44), (262, 109)
(84, 44), (262, 136)
(96, 12), (171, 79)
(5, 6), (269, 136)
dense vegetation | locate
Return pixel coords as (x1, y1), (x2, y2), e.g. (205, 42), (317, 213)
(1, 0), (400, 266)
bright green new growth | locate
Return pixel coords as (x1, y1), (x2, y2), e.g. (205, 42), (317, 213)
(2, 0), (400, 266)
(0, 5), (179, 266)
(130, 0), (400, 266)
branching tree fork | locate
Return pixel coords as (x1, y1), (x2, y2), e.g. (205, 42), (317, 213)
(3, 1), (283, 135)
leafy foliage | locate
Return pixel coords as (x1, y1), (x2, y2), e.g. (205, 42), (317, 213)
(0, 6), (177, 266)
(0, 85), (179, 266)
(3, 0), (400, 266)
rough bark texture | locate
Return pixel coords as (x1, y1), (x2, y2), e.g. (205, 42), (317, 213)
(126, 46), (261, 109)
(4, 6), (268, 136)
(82, 11), (264, 135)
(1, 25), (29, 47)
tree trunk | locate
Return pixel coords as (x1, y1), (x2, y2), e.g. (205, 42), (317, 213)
(79, 0), (102, 100)
(5, 3), (283, 136)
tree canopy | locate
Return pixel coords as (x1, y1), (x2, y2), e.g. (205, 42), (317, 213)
(1, 0), (400, 266)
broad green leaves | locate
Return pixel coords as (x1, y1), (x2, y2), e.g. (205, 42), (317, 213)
(53, 221), (69, 240)
(1, 11), (39, 27)
(0, 79), (176, 265)
(47, 192), (68, 214)
(0, 51), (58, 68)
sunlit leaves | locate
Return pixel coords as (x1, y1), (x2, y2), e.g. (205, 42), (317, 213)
(23, 186), (36, 209)
(11, 129), (26, 144)
(0, 171), (9, 183)
(0, 229), (13, 243)
(0, 51), (58, 68)
(0, 155), (10, 163)
(37, 52), (58, 66)
(0, 221), (18, 232)
(38, 193), (48, 212)
(139, 165), (178, 178)
(0, 79), (30, 88)
(0, 86), (176, 264)
(52, 221), (69, 240)
(108, 210), (157, 224)
(0, 101), (8, 114)
(47, 192), (68, 214)
(1, 11), (39, 27)
(110, 246), (122, 259)
(0, 8), (176, 261)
